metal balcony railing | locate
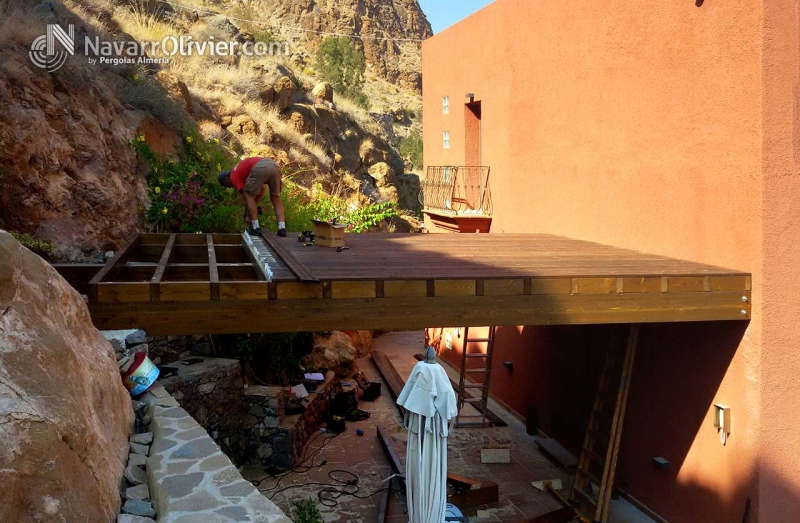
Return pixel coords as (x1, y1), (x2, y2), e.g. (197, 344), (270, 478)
(420, 166), (492, 217)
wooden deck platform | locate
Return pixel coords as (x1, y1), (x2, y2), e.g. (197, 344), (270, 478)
(54, 233), (752, 335)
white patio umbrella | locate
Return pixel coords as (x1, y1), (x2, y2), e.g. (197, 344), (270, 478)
(396, 348), (458, 523)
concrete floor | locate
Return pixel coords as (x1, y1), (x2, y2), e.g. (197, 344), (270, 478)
(255, 331), (656, 523)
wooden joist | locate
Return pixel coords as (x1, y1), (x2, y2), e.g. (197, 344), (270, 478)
(150, 234), (176, 301)
(88, 235), (141, 301)
(87, 290), (751, 335)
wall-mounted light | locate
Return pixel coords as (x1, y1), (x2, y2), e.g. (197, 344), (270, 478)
(714, 403), (731, 445)
(503, 360), (514, 370)
(652, 457), (670, 470)
(465, 92), (475, 102)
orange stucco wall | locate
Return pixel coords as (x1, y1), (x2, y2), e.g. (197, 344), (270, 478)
(760, 0), (800, 521)
(422, 0), (800, 521)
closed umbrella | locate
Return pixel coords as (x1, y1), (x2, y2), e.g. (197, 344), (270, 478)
(396, 348), (458, 523)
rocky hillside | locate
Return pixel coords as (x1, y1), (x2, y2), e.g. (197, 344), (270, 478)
(0, 0), (427, 261)
(252, 0), (432, 90)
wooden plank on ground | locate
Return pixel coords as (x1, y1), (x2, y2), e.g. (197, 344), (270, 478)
(536, 438), (579, 470)
(260, 233), (319, 282)
(371, 351), (406, 416)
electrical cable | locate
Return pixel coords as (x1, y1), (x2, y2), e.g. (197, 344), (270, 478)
(268, 468), (402, 508)
(254, 429), (339, 492)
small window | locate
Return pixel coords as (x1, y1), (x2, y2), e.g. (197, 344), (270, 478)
(443, 96), (449, 114)
(443, 131), (450, 149)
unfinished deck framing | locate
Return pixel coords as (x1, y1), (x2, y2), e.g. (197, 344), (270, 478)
(56, 233), (752, 335)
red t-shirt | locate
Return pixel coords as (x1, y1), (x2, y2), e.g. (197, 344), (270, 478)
(230, 157), (263, 191)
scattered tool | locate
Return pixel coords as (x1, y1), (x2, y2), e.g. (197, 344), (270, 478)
(298, 230), (315, 243)
(336, 246), (350, 252)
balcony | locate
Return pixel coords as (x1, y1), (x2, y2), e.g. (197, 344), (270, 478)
(420, 166), (492, 233)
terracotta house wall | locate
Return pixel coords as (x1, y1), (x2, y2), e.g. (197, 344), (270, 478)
(419, 0), (800, 521)
(760, 0), (800, 521)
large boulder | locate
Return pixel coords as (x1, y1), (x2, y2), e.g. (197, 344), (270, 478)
(312, 82), (334, 103)
(0, 231), (134, 522)
(273, 76), (296, 111)
(368, 162), (398, 188)
(343, 330), (373, 358)
(302, 332), (358, 377)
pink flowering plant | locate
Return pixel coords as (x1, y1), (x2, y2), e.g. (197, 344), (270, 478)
(132, 133), (240, 233)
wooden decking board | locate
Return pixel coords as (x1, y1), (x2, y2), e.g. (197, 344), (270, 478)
(56, 232), (752, 333)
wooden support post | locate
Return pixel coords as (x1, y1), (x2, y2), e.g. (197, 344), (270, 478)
(150, 234), (176, 301)
(88, 235), (141, 302)
(207, 234), (220, 301)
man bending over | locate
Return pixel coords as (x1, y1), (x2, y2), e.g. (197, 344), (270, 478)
(218, 157), (287, 237)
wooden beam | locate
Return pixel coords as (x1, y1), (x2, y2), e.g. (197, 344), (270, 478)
(207, 234), (220, 301)
(260, 234), (319, 283)
(241, 234), (269, 282)
(52, 264), (103, 294)
(88, 235), (141, 301)
(150, 234), (176, 301)
(87, 290), (752, 335)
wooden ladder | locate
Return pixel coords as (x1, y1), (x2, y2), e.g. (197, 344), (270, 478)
(455, 326), (497, 428)
(569, 324), (640, 523)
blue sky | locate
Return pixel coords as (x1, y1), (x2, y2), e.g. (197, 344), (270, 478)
(417, 0), (495, 34)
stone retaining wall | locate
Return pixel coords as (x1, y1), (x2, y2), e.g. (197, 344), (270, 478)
(158, 357), (244, 461)
(140, 385), (290, 523)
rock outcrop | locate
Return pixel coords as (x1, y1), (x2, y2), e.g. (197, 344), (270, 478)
(0, 231), (134, 522)
(0, 4), (151, 261)
(253, 0), (432, 90)
(302, 332), (359, 377)
(312, 82), (334, 103)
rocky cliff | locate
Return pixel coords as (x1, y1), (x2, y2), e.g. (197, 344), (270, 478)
(0, 231), (134, 522)
(0, 0), (424, 259)
(254, 0), (432, 90)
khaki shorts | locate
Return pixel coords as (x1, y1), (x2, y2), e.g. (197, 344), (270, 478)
(243, 159), (281, 196)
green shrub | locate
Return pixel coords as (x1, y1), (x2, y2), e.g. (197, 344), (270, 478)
(218, 332), (313, 386)
(316, 37), (367, 105)
(291, 499), (323, 523)
(307, 183), (398, 233)
(132, 133), (241, 233)
(10, 232), (52, 258)
(399, 130), (423, 170)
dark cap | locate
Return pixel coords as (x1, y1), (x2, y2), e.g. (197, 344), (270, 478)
(217, 170), (231, 186)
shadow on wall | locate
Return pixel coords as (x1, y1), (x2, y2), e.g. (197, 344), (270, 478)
(617, 321), (750, 522)
(434, 320), (782, 522)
